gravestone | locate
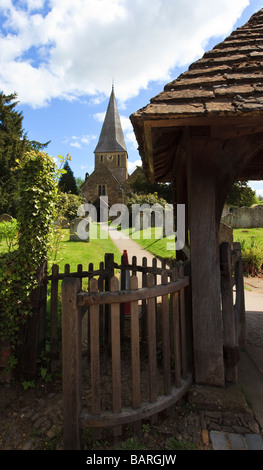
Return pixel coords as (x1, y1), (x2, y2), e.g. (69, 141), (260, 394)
(70, 217), (90, 242)
(0, 214), (13, 222)
(219, 222), (233, 245)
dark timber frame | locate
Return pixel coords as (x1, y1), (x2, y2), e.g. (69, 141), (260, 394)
(130, 9), (263, 386)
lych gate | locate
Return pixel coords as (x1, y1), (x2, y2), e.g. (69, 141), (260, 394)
(61, 9), (263, 449)
(130, 8), (263, 386)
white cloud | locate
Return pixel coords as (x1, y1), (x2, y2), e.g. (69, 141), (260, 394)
(0, 0), (250, 107)
(128, 159), (142, 174)
(63, 134), (97, 149)
(94, 112), (106, 123)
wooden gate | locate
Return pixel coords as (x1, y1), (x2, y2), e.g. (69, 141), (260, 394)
(61, 259), (192, 450)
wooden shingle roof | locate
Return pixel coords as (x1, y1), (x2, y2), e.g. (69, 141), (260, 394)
(130, 9), (263, 183)
(131, 9), (263, 122)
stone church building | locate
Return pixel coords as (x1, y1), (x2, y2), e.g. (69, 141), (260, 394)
(81, 86), (138, 216)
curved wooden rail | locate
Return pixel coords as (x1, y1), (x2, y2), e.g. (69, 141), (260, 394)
(80, 374), (192, 429)
(77, 277), (189, 306)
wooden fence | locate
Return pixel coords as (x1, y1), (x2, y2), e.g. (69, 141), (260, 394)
(47, 253), (185, 370)
(61, 258), (192, 450)
(220, 241), (246, 383)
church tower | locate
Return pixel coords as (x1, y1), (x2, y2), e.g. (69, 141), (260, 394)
(94, 86), (128, 184)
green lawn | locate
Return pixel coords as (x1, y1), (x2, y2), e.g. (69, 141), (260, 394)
(233, 227), (263, 247)
(0, 223), (122, 272)
(119, 226), (263, 260)
(49, 223), (122, 273)
(1, 224), (262, 270)
(120, 226), (177, 259)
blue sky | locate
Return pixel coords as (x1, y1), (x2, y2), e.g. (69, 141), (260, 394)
(1, 0), (263, 196)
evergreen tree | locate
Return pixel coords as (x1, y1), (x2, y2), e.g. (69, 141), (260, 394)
(58, 161), (79, 195)
(226, 181), (257, 208)
(0, 92), (49, 215)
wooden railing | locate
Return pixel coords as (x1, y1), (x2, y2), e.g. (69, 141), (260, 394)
(47, 253), (182, 369)
(220, 241), (246, 383)
(61, 263), (192, 450)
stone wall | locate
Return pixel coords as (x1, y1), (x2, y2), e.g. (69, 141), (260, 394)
(222, 205), (263, 228)
(81, 162), (123, 207)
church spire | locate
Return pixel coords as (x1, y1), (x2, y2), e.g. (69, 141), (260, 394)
(94, 87), (127, 154)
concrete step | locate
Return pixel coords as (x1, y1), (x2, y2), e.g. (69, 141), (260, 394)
(210, 431), (263, 450)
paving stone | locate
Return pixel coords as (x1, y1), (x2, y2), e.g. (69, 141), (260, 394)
(228, 433), (248, 450)
(245, 433), (263, 450)
(210, 431), (229, 450)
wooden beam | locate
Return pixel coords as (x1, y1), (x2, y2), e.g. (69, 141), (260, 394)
(143, 122), (155, 182)
(141, 115), (263, 130)
(188, 135), (225, 386)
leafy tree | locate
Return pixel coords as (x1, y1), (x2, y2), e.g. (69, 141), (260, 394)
(226, 181), (257, 208)
(56, 192), (85, 222)
(58, 161), (79, 195)
(0, 92), (49, 216)
(129, 166), (173, 203)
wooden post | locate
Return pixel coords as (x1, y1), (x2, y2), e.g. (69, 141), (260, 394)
(147, 273), (157, 404)
(120, 253), (126, 337)
(50, 264), (59, 372)
(110, 276), (122, 437)
(171, 268), (181, 388)
(220, 242), (238, 383)
(130, 275), (141, 409)
(62, 277), (82, 450)
(105, 253), (115, 345)
(188, 136), (225, 386)
(233, 242), (246, 348)
(141, 257), (148, 341)
(161, 271), (171, 395)
(98, 262), (104, 346)
(89, 278), (101, 415)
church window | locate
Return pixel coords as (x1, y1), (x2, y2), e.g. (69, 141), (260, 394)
(118, 154), (120, 166)
(98, 185), (106, 196)
(101, 155), (103, 162)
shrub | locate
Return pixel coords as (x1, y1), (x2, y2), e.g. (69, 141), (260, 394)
(0, 151), (58, 354)
(239, 237), (263, 276)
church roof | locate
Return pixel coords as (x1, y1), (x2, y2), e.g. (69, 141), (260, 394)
(94, 86), (127, 154)
(131, 8), (263, 126)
